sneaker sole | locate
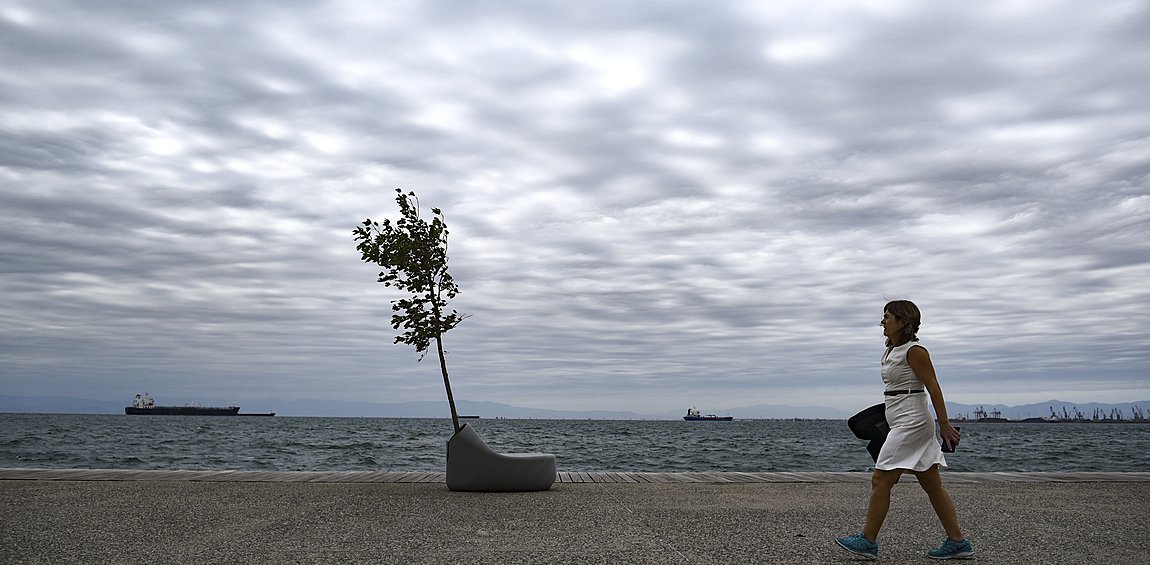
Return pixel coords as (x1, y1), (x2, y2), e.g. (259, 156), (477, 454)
(835, 539), (878, 560)
(928, 549), (975, 559)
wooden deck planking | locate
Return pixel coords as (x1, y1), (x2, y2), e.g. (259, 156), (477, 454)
(2, 468), (1148, 484)
(390, 471), (421, 483)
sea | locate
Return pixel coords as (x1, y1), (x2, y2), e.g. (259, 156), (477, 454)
(2, 413), (1148, 473)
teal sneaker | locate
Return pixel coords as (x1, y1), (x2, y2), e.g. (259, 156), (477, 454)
(928, 537), (974, 559)
(835, 533), (878, 560)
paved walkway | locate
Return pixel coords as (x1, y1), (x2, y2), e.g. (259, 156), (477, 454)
(3, 469), (1149, 564)
(3, 467), (1148, 483)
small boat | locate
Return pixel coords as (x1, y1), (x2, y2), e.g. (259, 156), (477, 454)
(683, 407), (733, 421)
(125, 393), (274, 416)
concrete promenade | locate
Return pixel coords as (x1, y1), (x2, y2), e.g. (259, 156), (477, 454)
(3, 469), (1149, 564)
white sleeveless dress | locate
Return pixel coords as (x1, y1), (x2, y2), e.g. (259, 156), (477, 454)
(876, 341), (947, 472)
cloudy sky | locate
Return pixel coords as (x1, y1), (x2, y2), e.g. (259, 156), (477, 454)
(2, 0), (1147, 416)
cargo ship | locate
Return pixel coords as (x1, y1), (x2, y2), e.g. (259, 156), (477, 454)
(683, 407), (733, 421)
(125, 393), (274, 416)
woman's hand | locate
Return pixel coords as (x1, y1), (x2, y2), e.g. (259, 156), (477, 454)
(939, 422), (961, 446)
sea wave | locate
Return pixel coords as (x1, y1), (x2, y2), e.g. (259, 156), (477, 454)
(1, 414), (1147, 473)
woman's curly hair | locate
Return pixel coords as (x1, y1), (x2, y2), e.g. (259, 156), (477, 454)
(884, 300), (921, 347)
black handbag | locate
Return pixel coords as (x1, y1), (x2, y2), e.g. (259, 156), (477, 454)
(847, 403), (890, 462)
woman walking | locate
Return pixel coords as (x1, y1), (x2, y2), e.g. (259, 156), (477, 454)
(836, 300), (974, 560)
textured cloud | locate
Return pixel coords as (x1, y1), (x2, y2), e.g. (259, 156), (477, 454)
(1, 0), (1147, 413)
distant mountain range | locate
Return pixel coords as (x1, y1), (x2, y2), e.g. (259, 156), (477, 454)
(2, 395), (1147, 421)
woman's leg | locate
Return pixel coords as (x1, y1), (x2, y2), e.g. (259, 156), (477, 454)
(863, 468), (903, 541)
(912, 465), (964, 540)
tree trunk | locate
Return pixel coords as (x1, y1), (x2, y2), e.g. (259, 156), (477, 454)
(429, 295), (461, 433)
(436, 332), (461, 433)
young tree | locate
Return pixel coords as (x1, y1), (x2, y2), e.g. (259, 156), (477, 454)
(354, 188), (467, 432)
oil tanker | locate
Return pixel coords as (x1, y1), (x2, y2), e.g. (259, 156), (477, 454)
(125, 393), (273, 416)
(683, 407), (734, 421)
